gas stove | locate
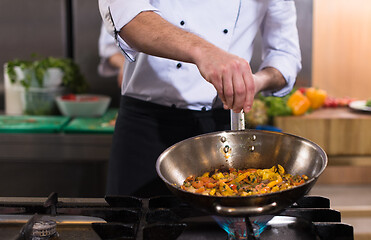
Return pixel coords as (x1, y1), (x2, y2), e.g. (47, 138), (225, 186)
(0, 192), (354, 239)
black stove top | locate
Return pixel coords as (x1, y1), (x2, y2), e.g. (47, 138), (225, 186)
(0, 193), (354, 240)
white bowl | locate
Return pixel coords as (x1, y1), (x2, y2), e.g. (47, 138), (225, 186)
(56, 94), (111, 117)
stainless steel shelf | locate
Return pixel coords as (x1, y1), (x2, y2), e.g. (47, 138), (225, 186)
(0, 133), (112, 197)
(0, 133), (112, 162)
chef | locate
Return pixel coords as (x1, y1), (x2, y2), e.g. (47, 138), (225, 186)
(98, 0), (302, 197)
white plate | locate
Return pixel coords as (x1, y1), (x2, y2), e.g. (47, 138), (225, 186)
(349, 100), (371, 112)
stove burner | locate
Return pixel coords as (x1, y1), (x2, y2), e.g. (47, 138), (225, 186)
(227, 220), (248, 240)
(213, 216), (272, 240)
(214, 215), (323, 240)
(31, 220), (58, 240)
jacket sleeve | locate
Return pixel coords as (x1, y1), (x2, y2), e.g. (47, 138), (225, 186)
(98, 0), (160, 61)
(259, 0), (302, 97)
(98, 23), (122, 77)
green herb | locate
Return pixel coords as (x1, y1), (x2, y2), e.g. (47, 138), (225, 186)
(258, 94), (292, 118)
(366, 100), (371, 107)
(6, 59), (32, 84)
(6, 56), (88, 93)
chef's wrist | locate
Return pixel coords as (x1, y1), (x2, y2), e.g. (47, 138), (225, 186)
(254, 67), (286, 95)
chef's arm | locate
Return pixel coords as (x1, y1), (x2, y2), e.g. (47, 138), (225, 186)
(119, 11), (254, 113)
(121, 11), (286, 93)
(253, 67), (286, 95)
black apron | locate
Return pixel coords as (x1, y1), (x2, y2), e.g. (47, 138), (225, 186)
(107, 96), (230, 197)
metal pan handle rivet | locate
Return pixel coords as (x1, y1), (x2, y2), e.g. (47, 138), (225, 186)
(248, 146), (255, 152)
(223, 145), (230, 153)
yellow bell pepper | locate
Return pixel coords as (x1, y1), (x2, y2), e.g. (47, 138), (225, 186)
(219, 182), (234, 196)
(209, 188), (216, 196)
(202, 172), (210, 178)
(305, 87), (327, 110)
(230, 172), (249, 184)
(287, 90), (311, 116)
(213, 172), (225, 180)
(267, 175), (283, 188)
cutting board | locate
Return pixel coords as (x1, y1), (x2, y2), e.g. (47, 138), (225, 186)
(63, 109), (117, 134)
(0, 115), (70, 133)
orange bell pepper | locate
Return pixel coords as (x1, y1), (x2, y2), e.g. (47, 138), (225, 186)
(305, 87), (327, 110)
(287, 90), (311, 116)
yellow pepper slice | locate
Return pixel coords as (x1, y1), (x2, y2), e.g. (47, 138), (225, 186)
(213, 172), (225, 180)
(230, 172), (249, 184)
(202, 172), (210, 178)
(209, 188), (216, 196)
(267, 175), (283, 188)
(219, 182), (234, 196)
(277, 164), (285, 175)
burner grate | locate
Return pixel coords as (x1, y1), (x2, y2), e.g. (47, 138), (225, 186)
(0, 195), (354, 240)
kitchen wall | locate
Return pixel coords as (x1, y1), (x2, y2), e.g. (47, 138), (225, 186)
(312, 0), (371, 99)
(0, 0), (67, 110)
(0, 0), (121, 111)
(251, 0), (313, 88)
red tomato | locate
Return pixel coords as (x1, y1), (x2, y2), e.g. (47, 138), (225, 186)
(229, 184), (238, 191)
(324, 97), (355, 108)
(324, 97), (337, 108)
(61, 94), (76, 100)
(298, 87), (307, 94)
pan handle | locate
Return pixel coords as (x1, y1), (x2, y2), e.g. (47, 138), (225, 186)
(214, 201), (278, 216)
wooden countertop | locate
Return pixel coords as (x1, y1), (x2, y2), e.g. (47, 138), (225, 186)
(278, 107), (371, 119)
(277, 108), (371, 185)
(274, 107), (371, 156)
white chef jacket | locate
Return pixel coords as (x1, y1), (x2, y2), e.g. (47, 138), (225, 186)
(98, 23), (122, 77)
(99, 0), (302, 111)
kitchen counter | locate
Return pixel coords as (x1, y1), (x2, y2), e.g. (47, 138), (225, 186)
(274, 107), (371, 155)
(310, 184), (371, 240)
(274, 107), (371, 184)
(0, 111), (116, 197)
(0, 133), (112, 197)
(0, 133), (112, 162)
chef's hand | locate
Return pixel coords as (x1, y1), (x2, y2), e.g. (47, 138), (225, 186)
(194, 48), (256, 113)
(108, 53), (126, 88)
(117, 64), (124, 87)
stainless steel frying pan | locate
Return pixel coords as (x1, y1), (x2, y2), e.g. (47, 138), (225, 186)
(156, 130), (327, 217)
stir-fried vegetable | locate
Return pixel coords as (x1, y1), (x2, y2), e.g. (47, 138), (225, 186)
(181, 165), (308, 196)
